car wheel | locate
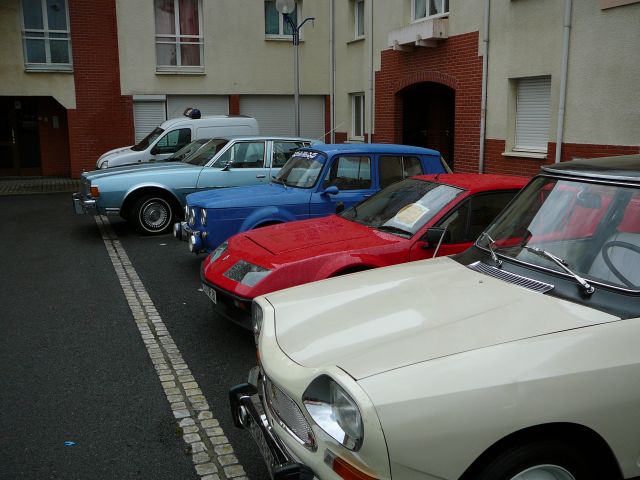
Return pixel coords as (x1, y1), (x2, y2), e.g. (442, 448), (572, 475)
(476, 440), (600, 480)
(132, 194), (174, 235)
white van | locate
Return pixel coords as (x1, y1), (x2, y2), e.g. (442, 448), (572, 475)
(96, 110), (259, 169)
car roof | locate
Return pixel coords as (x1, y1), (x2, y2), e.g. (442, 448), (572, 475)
(303, 143), (441, 156)
(413, 173), (529, 192)
(205, 135), (318, 142)
(541, 154), (640, 182)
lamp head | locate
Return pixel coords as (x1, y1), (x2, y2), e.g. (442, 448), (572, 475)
(275, 0), (296, 14)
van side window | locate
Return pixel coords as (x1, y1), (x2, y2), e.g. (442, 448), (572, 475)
(272, 141), (308, 168)
(214, 141), (266, 168)
(379, 156), (423, 189)
(322, 156), (372, 190)
(153, 128), (192, 154)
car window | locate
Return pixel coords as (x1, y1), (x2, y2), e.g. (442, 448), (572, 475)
(214, 141), (266, 169)
(379, 156), (423, 189)
(131, 127), (164, 152)
(272, 141), (308, 168)
(186, 139), (230, 166)
(439, 200), (470, 243)
(153, 128), (192, 154)
(322, 156), (371, 190)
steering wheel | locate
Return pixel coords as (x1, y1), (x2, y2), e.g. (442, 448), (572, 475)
(601, 240), (640, 288)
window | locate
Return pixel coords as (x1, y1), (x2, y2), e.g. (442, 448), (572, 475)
(515, 76), (551, 153)
(272, 141), (308, 168)
(323, 156), (372, 190)
(152, 128), (192, 154)
(265, 0), (299, 37)
(214, 141), (266, 168)
(354, 0), (365, 38)
(21, 0), (72, 71)
(379, 156), (423, 189)
(351, 93), (365, 140)
(413, 0), (449, 21)
(155, 0), (203, 71)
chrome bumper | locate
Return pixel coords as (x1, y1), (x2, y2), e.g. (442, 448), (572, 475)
(72, 192), (97, 215)
(173, 221), (194, 242)
(229, 369), (314, 480)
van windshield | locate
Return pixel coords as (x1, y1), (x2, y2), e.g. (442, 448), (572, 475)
(131, 127), (164, 151)
(185, 139), (230, 166)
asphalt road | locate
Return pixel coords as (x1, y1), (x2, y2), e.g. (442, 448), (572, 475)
(0, 193), (269, 480)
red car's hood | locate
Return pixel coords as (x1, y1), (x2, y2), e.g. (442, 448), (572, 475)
(244, 216), (376, 255)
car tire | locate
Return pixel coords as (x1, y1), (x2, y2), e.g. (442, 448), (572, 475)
(475, 440), (601, 480)
(132, 194), (175, 235)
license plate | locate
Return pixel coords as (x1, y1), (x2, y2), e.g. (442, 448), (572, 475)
(245, 411), (278, 472)
(202, 284), (217, 304)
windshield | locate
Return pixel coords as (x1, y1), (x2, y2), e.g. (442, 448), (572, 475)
(131, 127), (164, 152)
(341, 178), (464, 236)
(479, 176), (640, 290)
(185, 139), (230, 166)
(273, 150), (326, 188)
(161, 138), (210, 162)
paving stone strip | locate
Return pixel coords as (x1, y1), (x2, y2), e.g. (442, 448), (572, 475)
(95, 215), (248, 480)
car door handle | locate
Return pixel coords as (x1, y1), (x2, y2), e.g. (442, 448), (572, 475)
(256, 175), (266, 179)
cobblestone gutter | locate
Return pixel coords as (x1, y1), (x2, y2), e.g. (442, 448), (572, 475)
(0, 177), (80, 196)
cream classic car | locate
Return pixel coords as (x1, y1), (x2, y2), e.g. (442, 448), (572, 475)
(230, 154), (640, 480)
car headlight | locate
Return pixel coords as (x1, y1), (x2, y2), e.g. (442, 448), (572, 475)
(207, 241), (227, 267)
(184, 204), (190, 219)
(303, 375), (363, 451)
(188, 207), (196, 226)
(200, 208), (207, 226)
(223, 260), (271, 287)
(251, 301), (263, 340)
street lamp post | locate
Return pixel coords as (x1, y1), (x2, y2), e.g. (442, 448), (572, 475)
(275, 0), (314, 137)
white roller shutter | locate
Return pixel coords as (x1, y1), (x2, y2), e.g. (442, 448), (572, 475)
(239, 95), (326, 140)
(167, 95), (228, 119)
(133, 99), (166, 143)
(515, 76), (551, 152)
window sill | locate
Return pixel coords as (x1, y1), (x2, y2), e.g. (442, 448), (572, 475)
(502, 150), (547, 160)
(410, 12), (449, 24)
(25, 65), (73, 73)
(265, 35), (303, 43)
(346, 138), (365, 143)
(156, 68), (205, 75)
(347, 37), (365, 45)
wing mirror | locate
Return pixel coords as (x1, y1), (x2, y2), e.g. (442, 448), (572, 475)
(323, 185), (339, 196)
(422, 227), (451, 248)
(221, 161), (233, 171)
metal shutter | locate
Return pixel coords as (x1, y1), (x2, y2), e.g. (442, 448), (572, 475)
(515, 76), (551, 152)
(239, 95), (325, 140)
(166, 95), (229, 119)
(133, 100), (166, 143)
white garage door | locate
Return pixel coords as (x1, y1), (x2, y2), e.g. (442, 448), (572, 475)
(239, 95), (325, 140)
(167, 95), (229, 119)
(133, 99), (166, 143)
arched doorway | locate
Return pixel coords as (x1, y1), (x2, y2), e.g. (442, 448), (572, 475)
(402, 82), (455, 169)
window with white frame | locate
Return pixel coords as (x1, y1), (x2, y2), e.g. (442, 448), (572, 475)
(351, 93), (365, 140)
(21, 0), (72, 70)
(514, 76), (551, 153)
(264, 0), (299, 37)
(354, 0), (365, 39)
(155, 0), (203, 71)
(413, 0), (449, 21)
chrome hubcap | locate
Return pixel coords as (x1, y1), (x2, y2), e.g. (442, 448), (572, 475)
(141, 200), (169, 230)
(510, 465), (576, 480)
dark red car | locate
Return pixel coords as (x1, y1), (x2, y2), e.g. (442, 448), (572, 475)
(201, 174), (529, 328)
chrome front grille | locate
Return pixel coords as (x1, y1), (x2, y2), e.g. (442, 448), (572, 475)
(467, 261), (554, 293)
(262, 376), (316, 450)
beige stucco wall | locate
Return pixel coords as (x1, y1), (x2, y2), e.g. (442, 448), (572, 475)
(0, 0), (76, 108)
(485, 0), (640, 147)
(116, 0), (330, 97)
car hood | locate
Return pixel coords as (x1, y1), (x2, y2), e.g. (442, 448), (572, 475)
(244, 216), (381, 255)
(265, 257), (619, 379)
(188, 183), (308, 209)
(98, 146), (133, 160)
(82, 162), (200, 182)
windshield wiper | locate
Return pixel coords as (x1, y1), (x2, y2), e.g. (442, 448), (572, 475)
(272, 177), (288, 189)
(377, 225), (412, 237)
(479, 232), (502, 267)
(524, 246), (594, 295)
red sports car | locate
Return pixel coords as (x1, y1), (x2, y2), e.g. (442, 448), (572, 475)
(200, 174), (529, 328)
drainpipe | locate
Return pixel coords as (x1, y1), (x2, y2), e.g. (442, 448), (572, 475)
(368, 0), (374, 143)
(555, 0), (572, 163)
(330, 0), (336, 143)
(478, 0), (490, 173)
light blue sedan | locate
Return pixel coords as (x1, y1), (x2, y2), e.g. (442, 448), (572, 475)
(72, 136), (315, 234)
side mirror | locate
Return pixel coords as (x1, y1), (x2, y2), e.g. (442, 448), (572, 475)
(221, 161), (233, 171)
(335, 202), (345, 214)
(422, 227), (451, 248)
(323, 185), (339, 196)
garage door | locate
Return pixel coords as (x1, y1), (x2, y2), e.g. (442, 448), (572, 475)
(133, 98), (166, 143)
(239, 95), (325, 140)
(167, 95), (228, 119)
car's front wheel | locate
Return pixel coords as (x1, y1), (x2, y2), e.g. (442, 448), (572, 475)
(132, 194), (175, 235)
(476, 440), (601, 480)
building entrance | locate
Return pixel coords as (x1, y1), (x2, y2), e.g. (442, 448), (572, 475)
(0, 97), (42, 176)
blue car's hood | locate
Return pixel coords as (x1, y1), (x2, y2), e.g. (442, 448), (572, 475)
(82, 162), (201, 182)
(188, 183), (310, 209)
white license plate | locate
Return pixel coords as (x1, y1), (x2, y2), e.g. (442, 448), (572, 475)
(203, 284), (217, 304)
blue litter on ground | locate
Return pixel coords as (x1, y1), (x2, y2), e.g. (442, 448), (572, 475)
(64, 441), (76, 446)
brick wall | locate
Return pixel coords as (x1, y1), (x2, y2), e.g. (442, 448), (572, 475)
(39, 97), (71, 177)
(374, 31), (483, 173)
(67, 0), (133, 177)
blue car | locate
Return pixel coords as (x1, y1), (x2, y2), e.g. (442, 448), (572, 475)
(175, 143), (450, 254)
